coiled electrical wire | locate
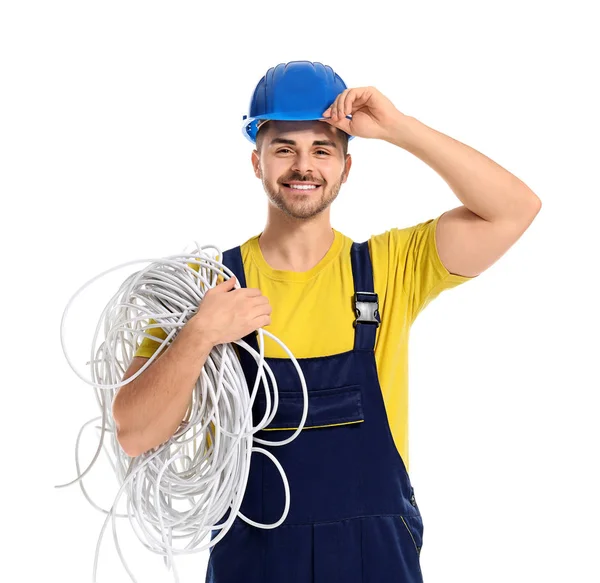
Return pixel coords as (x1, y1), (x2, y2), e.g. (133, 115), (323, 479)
(55, 242), (308, 583)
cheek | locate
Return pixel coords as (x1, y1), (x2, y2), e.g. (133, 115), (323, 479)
(261, 161), (284, 180)
(322, 167), (341, 183)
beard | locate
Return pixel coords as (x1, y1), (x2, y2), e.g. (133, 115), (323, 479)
(262, 175), (344, 220)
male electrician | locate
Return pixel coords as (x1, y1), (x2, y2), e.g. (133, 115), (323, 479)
(113, 61), (541, 583)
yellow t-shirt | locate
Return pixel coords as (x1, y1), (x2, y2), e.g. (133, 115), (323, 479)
(134, 214), (476, 471)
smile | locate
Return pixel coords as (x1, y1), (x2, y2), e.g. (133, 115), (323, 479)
(282, 184), (321, 192)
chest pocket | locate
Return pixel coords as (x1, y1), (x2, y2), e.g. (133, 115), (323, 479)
(254, 384), (364, 431)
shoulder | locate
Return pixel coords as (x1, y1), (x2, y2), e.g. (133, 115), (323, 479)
(367, 217), (437, 255)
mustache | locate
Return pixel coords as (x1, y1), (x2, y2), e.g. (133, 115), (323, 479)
(281, 175), (323, 184)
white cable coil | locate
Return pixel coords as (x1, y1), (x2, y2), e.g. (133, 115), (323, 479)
(55, 242), (308, 583)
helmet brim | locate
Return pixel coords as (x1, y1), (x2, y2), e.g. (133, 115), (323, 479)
(243, 113), (354, 144)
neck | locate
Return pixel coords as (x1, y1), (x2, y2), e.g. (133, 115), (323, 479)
(258, 217), (335, 272)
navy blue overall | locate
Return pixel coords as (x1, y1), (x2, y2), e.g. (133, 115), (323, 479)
(205, 240), (424, 583)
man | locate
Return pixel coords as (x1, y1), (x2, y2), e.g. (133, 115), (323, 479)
(113, 61), (541, 582)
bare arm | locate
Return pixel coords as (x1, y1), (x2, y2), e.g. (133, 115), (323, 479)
(112, 318), (214, 457)
(112, 274), (272, 457)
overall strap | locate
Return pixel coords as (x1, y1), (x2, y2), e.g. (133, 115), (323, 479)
(221, 246), (260, 354)
(350, 240), (380, 351)
(222, 241), (380, 354)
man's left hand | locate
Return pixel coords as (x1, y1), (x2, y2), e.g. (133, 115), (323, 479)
(321, 86), (406, 141)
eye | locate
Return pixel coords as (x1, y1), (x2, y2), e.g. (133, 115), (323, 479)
(275, 148), (330, 155)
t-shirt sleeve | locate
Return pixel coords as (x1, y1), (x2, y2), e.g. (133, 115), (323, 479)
(372, 213), (478, 326)
(407, 213), (478, 323)
(134, 317), (169, 358)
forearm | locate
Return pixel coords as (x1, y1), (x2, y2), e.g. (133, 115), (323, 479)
(386, 115), (541, 221)
(113, 319), (214, 457)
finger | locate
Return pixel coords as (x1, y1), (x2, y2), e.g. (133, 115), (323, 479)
(342, 89), (361, 118)
(322, 90), (347, 119)
(344, 88), (371, 117)
(334, 89), (350, 119)
(340, 90), (353, 118)
(251, 310), (271, 324)
(332, 114), (352, 135)
(240, 287), (263, 297)
(321, 115), (352, 135)
(214, 275), (235, 291)
(322, 104), (334, 118)
(249, 295), (271, 307)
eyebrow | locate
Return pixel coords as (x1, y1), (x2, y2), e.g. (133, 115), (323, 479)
(269, 137), (338, 149)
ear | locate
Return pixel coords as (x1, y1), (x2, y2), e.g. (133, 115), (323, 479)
(251, 150), (261, 179)
(342, 153), (352, 183)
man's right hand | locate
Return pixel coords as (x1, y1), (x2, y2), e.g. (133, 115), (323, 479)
(190, 276), (272, 346)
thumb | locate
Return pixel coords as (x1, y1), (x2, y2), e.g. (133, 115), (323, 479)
(322, 115), (352, 135)
(218, 275), (236, 290)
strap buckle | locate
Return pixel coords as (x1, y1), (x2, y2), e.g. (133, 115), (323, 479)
(353, 291), (381, 328)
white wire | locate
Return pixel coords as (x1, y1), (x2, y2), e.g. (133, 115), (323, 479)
(55, 241), (308, 583)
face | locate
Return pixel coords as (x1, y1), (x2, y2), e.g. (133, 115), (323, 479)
(252, 120), (351, 221)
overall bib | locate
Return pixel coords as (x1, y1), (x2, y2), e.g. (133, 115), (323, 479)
(206, 240), (424, 583)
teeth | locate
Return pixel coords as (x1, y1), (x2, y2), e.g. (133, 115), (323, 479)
(288, 184), (317, 190)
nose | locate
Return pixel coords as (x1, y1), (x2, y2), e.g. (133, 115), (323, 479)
(291, 151), (314, 174)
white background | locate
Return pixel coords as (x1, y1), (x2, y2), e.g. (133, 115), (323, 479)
(2, 1), (598, 582)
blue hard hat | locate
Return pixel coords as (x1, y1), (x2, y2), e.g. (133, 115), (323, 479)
(242, 60), (355, 144)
